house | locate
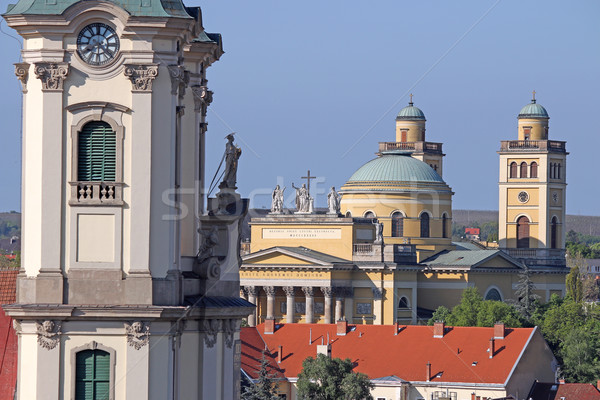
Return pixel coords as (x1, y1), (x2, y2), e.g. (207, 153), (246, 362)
(465, 228), (481, 241)
(241, 321), (558, 400)
(527, 380), (600, 400)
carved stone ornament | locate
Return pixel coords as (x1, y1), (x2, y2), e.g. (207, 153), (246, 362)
(191, 85), (213, 114)
(123, 64), (158, 92)
(302, 286), (314, 298)
(321, 286), (333, 298)
(244, 285), (258, 298)
(168, 65), (190, 99)
(14, 62), (29, 93)
(36, 320), (61, 350)
(222, 319), (240, 349)
(34, 62), (69, 91)
(125, 321), (150, 350)
(283, 286), (295, 297)
(202, 319), (221, 348)
(12, 320), (21, 334)
(264, 286), (276, 297)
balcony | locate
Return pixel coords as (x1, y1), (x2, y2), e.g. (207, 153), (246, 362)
(501, 248), (566, 267)
(499, 140), (566, 153)
(69, 181), (123, 206)
(379, 141), (443, 154)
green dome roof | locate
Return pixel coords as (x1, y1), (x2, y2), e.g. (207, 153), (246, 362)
(518, 100), (549, 119)
(396, 102), (426, 121)
(347, 153), (443, 183)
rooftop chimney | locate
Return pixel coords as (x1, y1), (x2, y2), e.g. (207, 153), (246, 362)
(597, 380), (600, 389)
(316, 343), (331, 358)
(559, 379), (565, 384)
(489, 338), (495, 359)
(394, 321), (399, 336)
(494, 322), (505, 339)
(426, 362), (431, 382)
(264, 318), (275, 335)
(277, 345), (283, 363)
(337, 319), (348, 336)
(471, 394), (476, 400)
(433, 321), (445, 338)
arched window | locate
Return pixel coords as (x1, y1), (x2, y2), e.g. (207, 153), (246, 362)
(442, 214), (448, 238)
(557, 163), (561, 179)
(516, 216), (530, 248)
(420, 213), (430, 238)
(520, 162), (528, 178)
(485, 288), (502, 301)
(345, 211), (352, 218)
(530, 162), (538, 178)
(551, 216), (558, 249)
(398, 296), (409, 309)
(510, 162), (518, 178)
(391, 212), (404, 237)
(76, 349), (110, 399)
(364, 211), (375, 219)
(552, 163), (557, 179)
(78, 121), (116, 182)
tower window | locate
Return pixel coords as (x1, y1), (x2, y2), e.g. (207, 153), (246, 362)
(391, 212), (404, 237)
(520, 162), (528, 178)
(557, 163), (561, 179)
(78, 121), (116, 182)
(510, 162), (517, 178)
(530, 162), (538, 178)
(398, 296), (409, 309)
(400, 130), (408, 142)
(516, 216), (530, 248)
(75, 349), (110, 400)
(442, 214), (448, 238)
(420, 213), (430, 238)
(551, 216), (558, 249)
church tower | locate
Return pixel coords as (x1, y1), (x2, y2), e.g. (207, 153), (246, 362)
(498, 94), (567, 267)
(3, 1), (251, 399)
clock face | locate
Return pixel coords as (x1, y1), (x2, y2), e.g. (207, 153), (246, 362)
(77, 23), (119, 66)
(518, 191), (529, 203)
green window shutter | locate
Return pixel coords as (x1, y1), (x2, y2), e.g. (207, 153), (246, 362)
(78, 122), (116, 182)
(75, 349), (111, 400)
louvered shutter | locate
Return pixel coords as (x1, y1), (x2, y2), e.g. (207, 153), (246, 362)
(75, 349), (111, 400)
(78, 122), (116, 182)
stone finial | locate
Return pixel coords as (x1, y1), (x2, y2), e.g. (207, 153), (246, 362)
(123, 64), (159, 92)
(36, 320), (61, 350)
(34, 62), (69, 91)
(125, 321), (150, 350)
(14, 62), (29, 93)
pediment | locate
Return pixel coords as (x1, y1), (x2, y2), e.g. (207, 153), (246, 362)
(242, 246), (350, 267)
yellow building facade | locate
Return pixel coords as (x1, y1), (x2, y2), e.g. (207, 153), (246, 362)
(240, 99), (568, 327)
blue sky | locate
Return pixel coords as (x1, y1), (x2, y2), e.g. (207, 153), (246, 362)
(0, 0), (598, 215)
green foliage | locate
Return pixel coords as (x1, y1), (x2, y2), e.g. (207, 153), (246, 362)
(566, 229), (600, 258)
(296, 354), (373, 400)
(509, 266), (540, 321)
(560, 326), (600, 382)
(566, 265), (584, 303)
(241, 354), (280, 400)
(428, 288), (523, 328)
(0, 220), (19, 240)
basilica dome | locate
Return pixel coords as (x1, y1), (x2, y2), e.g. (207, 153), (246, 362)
(347, 152), (444, 185)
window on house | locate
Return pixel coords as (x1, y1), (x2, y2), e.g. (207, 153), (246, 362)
(75, 349), (110, 400)
(520, 162), (528, 178)
(78, 121), (116, 182)
(485, 288), (502, 301)
(530, 162), (538, 178)
(510, 162), (517, 178)
(391, 212), (403, 237)
(420, 213), (430, 238)
(364, 211), (375, 218)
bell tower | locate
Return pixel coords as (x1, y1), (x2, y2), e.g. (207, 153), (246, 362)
(3, 0), (251, 399)
(498, 94), (567, 268)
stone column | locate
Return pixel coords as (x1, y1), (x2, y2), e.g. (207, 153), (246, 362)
(283, 286), (295, 324)
(334, 288), (344, 322)
(245, 286), (257, 327)
(344, 287), (354, 323)
(321, 287), (333, 324)
(302, 287), (314, 324)
(372, 287), (383, 325)
(264, 286), (275, 319)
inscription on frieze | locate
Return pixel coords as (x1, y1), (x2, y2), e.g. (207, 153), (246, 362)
(262, 228), (342, 239)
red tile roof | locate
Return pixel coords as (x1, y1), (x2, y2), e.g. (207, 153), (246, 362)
(528, 381), (600, 400)
(0, 270), (17, 304)
(242, 323), (537, 384)
(0, 269), (17, 399)
(241, 324), (286, 381)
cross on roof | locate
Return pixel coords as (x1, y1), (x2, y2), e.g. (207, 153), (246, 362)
(532, 90), (536, 102)
(409, 93), (413, 105)
(301, 170), (316, 195)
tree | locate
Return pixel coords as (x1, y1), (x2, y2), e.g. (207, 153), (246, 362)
(448, 287), (482, 326)
(560, 326), (600, 382)
(476, 300), (523, 328)
(509, 265), (540, 321)
(566, 264), (584, 303)
(296, 354), (373, 400)
(428, 306), (450, 326)
(241, 354), (280, 400)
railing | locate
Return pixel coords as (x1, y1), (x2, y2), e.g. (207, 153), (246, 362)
(499, 140), (566, 153)
(379, 141), (443, 154)
(501, 248), (566, 266)
(69, 181), (123, 205)
(353, 243), (374, 254)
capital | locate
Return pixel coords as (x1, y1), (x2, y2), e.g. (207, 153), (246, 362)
(124, 64), (159, 92)
(14, 62), (29, 93)
(34, 62), (69, 91)
(263, 286), (276, 297)
(302, 286), (314, 298)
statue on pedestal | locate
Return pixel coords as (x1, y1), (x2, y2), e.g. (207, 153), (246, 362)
(271, 185), (285, 213)
(219, 133), (242, 190)
(327, 186), (341, 214)
(292, 183), (310, 213)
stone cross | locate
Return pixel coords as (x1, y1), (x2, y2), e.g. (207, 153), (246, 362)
(301, 169), (316, 195)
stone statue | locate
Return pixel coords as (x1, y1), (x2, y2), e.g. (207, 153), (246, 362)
(327, 186), (341, 214)
(271, 185), (285, 213)
(373, 221), (383, 244)
(292, 183), (310, 213)
(219, 133), (242, 190)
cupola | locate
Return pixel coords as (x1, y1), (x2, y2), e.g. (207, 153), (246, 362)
(395, 95), (426, 142)
(517, 91), (549, 140)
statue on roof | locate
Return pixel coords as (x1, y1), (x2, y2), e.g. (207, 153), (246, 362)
(271, 185), (285, 213)
(327, 186), (341, 214)
(219, 133), (242, 190)
(292, 183), (310, 213)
